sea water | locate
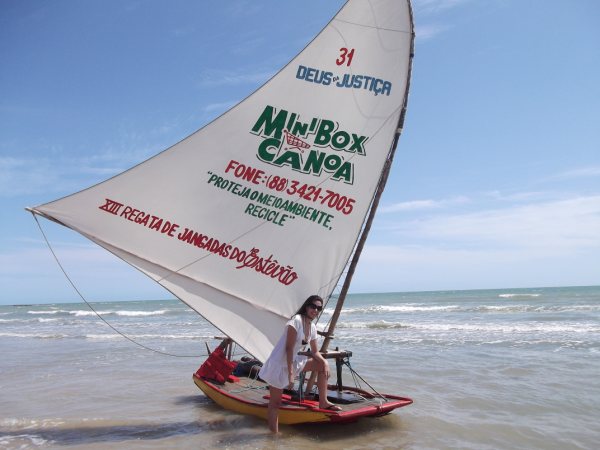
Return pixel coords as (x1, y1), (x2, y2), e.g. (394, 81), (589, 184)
(1, 286), (599, 449)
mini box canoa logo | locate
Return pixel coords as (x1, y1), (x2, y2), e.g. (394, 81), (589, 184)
(250, 105), (369, 185)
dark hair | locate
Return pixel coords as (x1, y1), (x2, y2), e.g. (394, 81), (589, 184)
(295, 295), (323, 317)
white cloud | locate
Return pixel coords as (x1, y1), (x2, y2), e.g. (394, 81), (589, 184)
(0, 155), (119, 198)
(355, 240), (599, 292)
(0, 156), (63, 197)
(413, 0), (473, 15)
(555, 166), (600, 180)
(485, 191), (549, 202)
(380, 199), (439, 212)
(413, 0), (477, 41)
(415, 23), (450, 41)
(0, 116), (191, 198)
(197, 69), (274, 88)
(0, 241), (167, 303)
(388, 195), (600, 251)
(0, 243), (104, 276)
(380, 196), (469, 213)
(354, 195), (600, 291)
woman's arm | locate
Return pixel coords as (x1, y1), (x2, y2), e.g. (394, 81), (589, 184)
(285, 325), (297, 387)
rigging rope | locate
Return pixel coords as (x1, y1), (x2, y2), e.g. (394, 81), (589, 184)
(31, 212), (207, 358)
(343, 358), (387, 401)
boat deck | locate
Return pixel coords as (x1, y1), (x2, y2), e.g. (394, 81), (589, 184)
(200, 373), (407, 412)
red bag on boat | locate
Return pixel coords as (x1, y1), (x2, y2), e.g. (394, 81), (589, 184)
(195, 347), (237, 384)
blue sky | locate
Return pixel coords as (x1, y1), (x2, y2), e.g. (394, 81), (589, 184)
(1, 0), (599, 305)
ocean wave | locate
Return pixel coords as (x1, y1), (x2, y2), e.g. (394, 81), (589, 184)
(337, 320), (408, 329)
(1, 317), (60, 324)
(1, 332), (206, 340)
(476, 304), (540, 312)
(0, 332), (69, 339)
(498, 293), (541, 298)
(478, 304), (600, 313)
(0, 317), (82, 325)
(70, 309), (169, 317)
(115, 310), (169, 317)
(0, 435), (49, 448)
(335, 320), (600, 334)
(328, 304), (462, 314)
(70, 310), (115, 317)
(0, 417), (67, 428)
(410, 322), (600, 334)
(0, 418), (64, 447)
(84, 333), (210, 340)
(327, 303), (600, 316)
(26, 309), (172, 317)
(84, 334), (125, 340)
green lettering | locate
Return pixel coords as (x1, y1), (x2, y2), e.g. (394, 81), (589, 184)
(273, 150), (301, 170)
(314, 119), (336, 146)
(257, 138), (280, 163)
(251, 105), (287, 140)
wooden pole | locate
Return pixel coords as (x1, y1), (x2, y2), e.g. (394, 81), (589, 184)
(320, 9), (415, 353)
(321, 156), (393, 353)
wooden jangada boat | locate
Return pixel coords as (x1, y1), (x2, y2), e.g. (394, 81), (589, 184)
(192, 0), (416, 424)
(29, 0), (415, 425)
(194, 338), (413, 424)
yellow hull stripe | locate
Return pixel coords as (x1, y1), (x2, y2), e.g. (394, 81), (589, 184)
(193, 376), (332, 424)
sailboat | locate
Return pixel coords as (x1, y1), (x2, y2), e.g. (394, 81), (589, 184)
(28, 0), (415, 425)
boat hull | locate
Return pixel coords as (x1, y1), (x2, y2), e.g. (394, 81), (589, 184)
(193, 373), (413, 425)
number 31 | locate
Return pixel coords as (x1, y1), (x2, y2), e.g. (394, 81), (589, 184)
(336, 47), (355, 67)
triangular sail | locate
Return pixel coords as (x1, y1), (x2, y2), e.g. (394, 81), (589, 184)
(30, 0), (414, 362)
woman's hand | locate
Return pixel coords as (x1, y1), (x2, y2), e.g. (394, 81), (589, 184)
(288, 369), (295, 389)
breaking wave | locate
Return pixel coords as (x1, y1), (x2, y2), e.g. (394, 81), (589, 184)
(499, 293), (541, 298)
(325, 303), (600, 315)
(26, 309), (171, 317)
(337, 320), (600, 334)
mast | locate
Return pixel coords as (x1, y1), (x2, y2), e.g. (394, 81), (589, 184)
(320, 11), (415, 354)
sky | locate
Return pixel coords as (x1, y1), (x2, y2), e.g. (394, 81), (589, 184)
(1, 0), (599, 305)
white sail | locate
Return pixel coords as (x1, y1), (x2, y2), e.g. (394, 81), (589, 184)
(31, 0), (414, 362)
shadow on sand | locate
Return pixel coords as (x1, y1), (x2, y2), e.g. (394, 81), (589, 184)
(0, 421), (206, 446)
(1, 394), (409, 447)
(182, 392), (410, 446)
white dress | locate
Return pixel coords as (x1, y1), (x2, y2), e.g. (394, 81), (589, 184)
(259, 314), (317, 389)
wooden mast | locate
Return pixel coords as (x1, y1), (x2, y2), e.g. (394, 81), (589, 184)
(320, 138), (399, 353)
(320, 17), (415, 354)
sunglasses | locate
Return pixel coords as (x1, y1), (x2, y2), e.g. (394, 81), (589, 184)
(307, 303), (323, 311)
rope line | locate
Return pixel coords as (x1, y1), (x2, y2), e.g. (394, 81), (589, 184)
(31, 212), (206, 358)
(344, 358), (387, 401)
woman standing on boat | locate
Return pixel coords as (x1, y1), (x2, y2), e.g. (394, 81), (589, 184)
(259, 295), (341, 433)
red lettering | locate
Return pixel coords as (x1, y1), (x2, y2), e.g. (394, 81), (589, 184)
(99, 198), (124, 215)
(120, 206), (133, 218)
(127, 209), (140, 221)
(225, 159), (264, 185)
(225, 160), (239, 174)
(161, 221), (179, 237)
(149, 216), (162, 231)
